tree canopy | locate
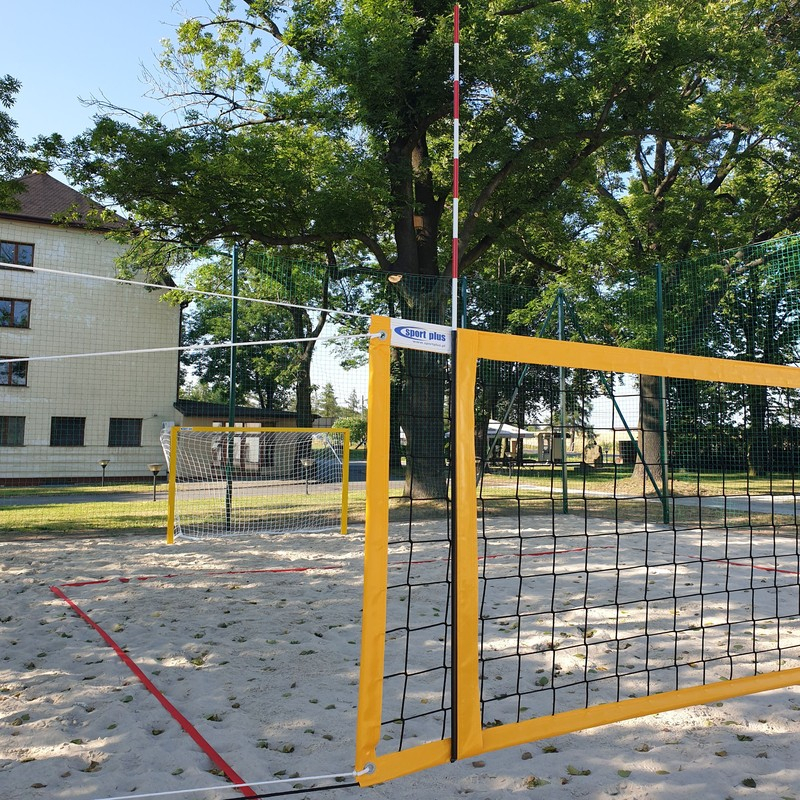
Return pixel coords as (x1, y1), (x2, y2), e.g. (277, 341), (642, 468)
(41, 0), (800, 495)
(47, 0), (797, 277)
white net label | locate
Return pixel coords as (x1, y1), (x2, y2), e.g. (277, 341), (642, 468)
(389, 319), (452, 354)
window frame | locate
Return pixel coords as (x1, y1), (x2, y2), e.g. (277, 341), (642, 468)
(0, 240), (34, 269)
(50, 416), (86, 447)
(108, 417), (143, 447)
(0, 298), (31, 328)
(0, 357), (28, 386)
(0, 416), (25, 446)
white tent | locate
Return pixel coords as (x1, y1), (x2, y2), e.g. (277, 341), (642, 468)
(487, 420), (536, 439)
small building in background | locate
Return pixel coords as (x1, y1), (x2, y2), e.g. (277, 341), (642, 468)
(0, 173), (181, 484)
(171, 400), (298, 429)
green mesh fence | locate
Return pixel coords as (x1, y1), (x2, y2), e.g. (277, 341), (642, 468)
(205, 235), (800, 494)
(663, 234), (800, 362)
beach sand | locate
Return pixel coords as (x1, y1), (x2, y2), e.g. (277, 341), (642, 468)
(3, 529), (800, 799)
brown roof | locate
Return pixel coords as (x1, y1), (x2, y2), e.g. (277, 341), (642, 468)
(0, 173), (127, 229)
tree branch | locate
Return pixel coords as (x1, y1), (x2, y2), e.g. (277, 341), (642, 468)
(461, 85), (629, 267)
(596, 183), (644, 255)
(353, 234), (393, 271)
(495, 0), (564, 16)
(194, 16), (283, 41)
(634, 141), (653, 192)
(241, 4), (285, 41)
(753, 204), (800, 243)
(460, 159), (517, 249)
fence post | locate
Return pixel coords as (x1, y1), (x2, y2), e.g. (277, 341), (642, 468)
(656, 262), (670, 524)
(226, 243), (240, 531)
(558, 288), (568, 514)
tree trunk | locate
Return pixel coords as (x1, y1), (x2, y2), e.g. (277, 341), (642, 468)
(295, 345), (314, 427)
(742, 287), (776, 479)
(630, 373), (665, 494)
(384, 131), (450, 498)
(389, 347), (403, 470)
(288, 275), (329, 428)
(399, 347), (448, 498)
(391, 277), (449, 499)
(747, 383), (769, 478)
(288, 308), (316, 428)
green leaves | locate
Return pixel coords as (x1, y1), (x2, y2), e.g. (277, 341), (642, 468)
(0, 74), (45, 212)
(47, 0), (800, 321)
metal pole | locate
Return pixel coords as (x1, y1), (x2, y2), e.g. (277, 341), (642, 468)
(450, 4), (461, 765)
(558, 288), (568, 514)
(564, 301), (664, 503)
(228, 244), (239, 428)
(450, 326), (460, 764)
(225, 244), (239, 531)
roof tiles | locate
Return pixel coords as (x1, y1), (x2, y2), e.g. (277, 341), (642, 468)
(0, 173), (126, 229)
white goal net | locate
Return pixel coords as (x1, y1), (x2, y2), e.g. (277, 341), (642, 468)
(160, 426), (349, 540)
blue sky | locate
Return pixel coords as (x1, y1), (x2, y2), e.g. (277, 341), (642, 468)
(7, 1), (206, 145)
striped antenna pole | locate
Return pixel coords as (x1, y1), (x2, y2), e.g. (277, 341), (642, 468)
(451, 3), (460, 330)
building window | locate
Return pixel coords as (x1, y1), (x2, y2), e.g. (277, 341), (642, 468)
(0, 241), (34, 268)
(0, 358), (28, 386)
(109, 418), (142, 447)
(50, 417), (86, 447)
(0, 416), (24, 446)
(0, 298), (31, 328)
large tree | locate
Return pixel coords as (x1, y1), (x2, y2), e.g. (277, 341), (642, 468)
(538, 0), (800, 490)
(44, 0), (798, 497)
(175, 245), (338, 426)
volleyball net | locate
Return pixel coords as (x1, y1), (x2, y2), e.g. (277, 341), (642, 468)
(356, 316), (800, 786)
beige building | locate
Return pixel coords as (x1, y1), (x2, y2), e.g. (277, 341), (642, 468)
(0, 173), (181, 484)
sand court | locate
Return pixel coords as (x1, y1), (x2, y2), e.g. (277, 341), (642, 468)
(3, 529), (800, 799)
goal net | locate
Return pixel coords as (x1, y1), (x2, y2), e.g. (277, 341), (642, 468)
(160, 426), (349, 541)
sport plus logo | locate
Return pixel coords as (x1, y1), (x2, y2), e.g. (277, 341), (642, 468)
(390, 320), (452, 354)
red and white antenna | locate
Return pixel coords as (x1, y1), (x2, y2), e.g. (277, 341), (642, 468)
(451, 3), (460, 330)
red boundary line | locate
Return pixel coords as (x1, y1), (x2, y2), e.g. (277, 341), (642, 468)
(708, 558), (800, 576)
(56, 544), (797, 590)
(49, 584), (258, 799)
(47, 544), (800, 798)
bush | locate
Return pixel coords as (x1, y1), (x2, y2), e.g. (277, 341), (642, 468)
(334, 415), (367, 447)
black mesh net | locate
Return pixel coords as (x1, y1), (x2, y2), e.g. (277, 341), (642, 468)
(473, 356), (800, 730)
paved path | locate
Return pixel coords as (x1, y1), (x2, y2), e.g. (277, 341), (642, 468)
(5, 481), (797, 520)
(0, 462), (371, 508)
(513, 481), (800, 520)
(0, 490), (161, 507)
(672, 494), (799, 517)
